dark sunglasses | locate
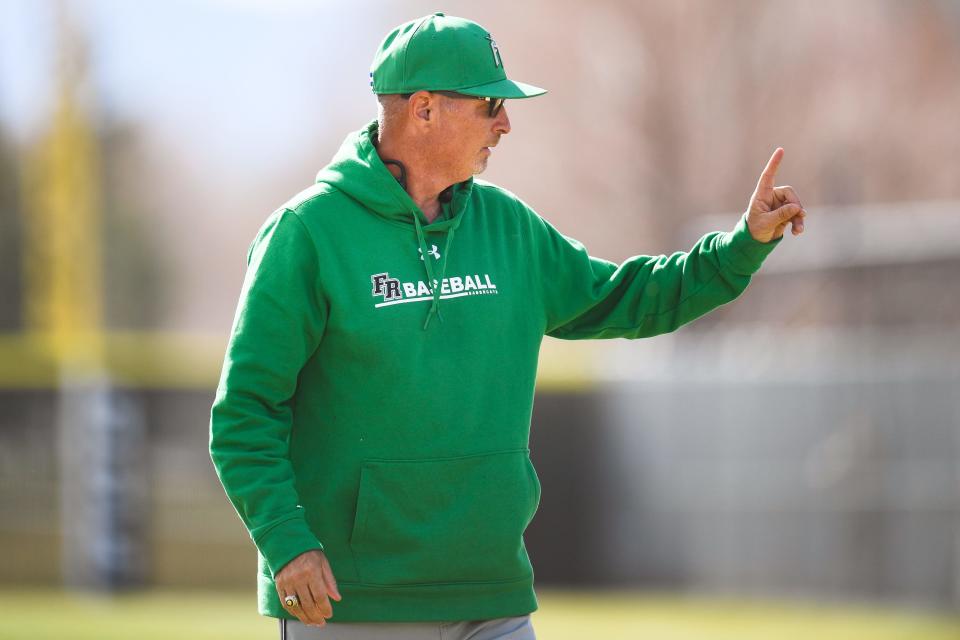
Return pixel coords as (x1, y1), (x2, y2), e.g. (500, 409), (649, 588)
(401, 91), (505, 118)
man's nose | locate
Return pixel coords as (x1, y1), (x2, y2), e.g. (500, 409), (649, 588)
(494, 106), (511, 135)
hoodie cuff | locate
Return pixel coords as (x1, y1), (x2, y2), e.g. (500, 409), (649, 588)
(719, 212), (783, 276)
(254, 515), (325, 577)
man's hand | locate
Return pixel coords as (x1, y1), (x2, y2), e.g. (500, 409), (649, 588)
(745, 147), (807, 243)
(275, 549), (342, 628)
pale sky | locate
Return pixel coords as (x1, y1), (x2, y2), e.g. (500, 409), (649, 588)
(0, 0), (380, 162)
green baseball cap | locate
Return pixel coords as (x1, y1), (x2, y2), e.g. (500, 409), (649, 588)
(370, 12), (547, 99)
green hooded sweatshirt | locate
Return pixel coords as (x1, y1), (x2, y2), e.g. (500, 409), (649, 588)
(209, 120), (781, 622)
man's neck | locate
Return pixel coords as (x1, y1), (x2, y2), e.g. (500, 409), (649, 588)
(375, 133), (451, 223)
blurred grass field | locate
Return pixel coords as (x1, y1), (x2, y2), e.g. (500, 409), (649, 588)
(1, 588), (958, 640)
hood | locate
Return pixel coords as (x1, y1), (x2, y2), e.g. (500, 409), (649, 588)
(315, 120), (472, 330)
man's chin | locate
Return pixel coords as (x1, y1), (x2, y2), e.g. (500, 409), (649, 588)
(472, 158), (489, 175)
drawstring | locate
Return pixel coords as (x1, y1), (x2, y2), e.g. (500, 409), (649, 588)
(379, 155), (459, 330)
(435, 225), (455, 321)
(413, 211), (457, 331)
(413, 213), (440, 330)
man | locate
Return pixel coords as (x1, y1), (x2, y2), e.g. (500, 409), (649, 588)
(209, 12), (806, 640)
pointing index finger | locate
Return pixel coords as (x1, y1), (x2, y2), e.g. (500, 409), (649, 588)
(755, 147), (785, 196)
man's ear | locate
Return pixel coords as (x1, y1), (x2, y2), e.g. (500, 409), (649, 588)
(409, 91), (433, 125)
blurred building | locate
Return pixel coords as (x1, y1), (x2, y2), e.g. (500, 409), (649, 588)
(552, 202), (960, 608)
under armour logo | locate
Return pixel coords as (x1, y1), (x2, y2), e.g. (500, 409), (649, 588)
(486, 34), (502, 68)
(419, 245), (441, 261)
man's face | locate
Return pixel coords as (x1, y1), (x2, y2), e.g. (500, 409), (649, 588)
(428, 93), (511, 182)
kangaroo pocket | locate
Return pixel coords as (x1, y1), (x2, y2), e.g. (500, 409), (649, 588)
(348, 448), (541, 586)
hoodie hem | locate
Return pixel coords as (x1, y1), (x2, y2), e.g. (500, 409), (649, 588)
(259, 573), (538, 622)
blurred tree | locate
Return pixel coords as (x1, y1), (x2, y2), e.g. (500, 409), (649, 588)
(99, 119), (170, 331)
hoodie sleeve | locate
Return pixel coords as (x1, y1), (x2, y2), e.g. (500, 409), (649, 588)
(534, 210), (781, 340)
(209, 207), (327, 576)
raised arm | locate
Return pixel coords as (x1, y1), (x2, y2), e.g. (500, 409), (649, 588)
(535, 149), (806, 339)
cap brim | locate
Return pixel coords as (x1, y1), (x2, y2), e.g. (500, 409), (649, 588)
(455, 78), (547, 99)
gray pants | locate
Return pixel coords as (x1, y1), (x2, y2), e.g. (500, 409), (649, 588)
(279, 614), (535, 640)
